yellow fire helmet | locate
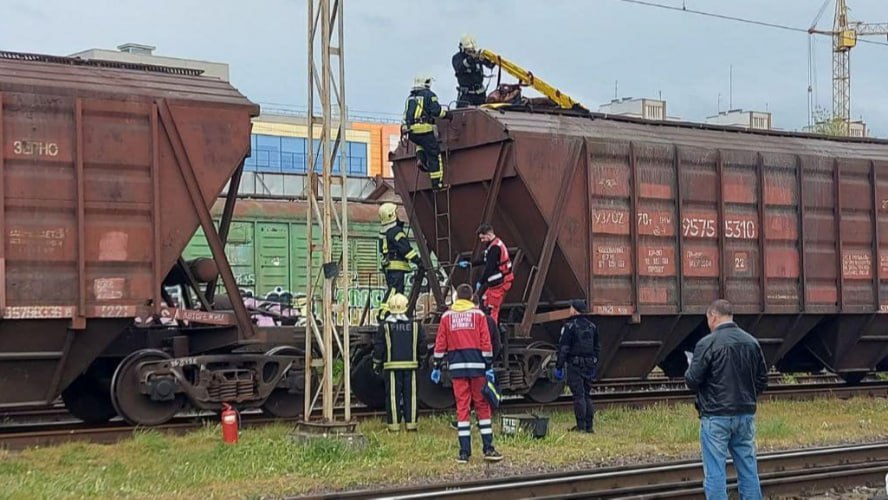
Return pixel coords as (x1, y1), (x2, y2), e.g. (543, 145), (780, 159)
(388, 293), (409, 315)
(378, 202), (398, 225)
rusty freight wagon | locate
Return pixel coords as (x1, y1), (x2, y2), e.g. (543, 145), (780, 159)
(386, 106), (888, 408)
(0, 52), (309, 425)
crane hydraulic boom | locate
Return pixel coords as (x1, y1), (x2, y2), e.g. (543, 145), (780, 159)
(477, 48), (588, 112)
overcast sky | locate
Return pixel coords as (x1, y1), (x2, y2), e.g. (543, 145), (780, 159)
(2, 0), (886, 135)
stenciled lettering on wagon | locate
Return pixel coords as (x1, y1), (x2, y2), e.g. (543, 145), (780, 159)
(842, 250), (872, 279)
(734, 251), (750, 273)
(593, 209), (625, 226)
(12, 140), (60, 157)
(637, 211), (674, 236)
(94, 278), (125, 300)
(595, 245), (628, 273)
(97, 305), (131, 317)
(686, 250), (715, 270)
(4, 305), (75, 319)
(7, 227), (66, 255)
(880, 255), (888, 277)
(681, 215), (757, 239)
(641, 247), (672, 275)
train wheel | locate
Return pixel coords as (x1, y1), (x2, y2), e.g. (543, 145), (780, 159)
(62, 371), (116, 424)
(417, 354), (454, 409)
(351, 352), (386, 410)
(111, 349), (184, 426)
(523, 341), (565, 403)
(261, 346), (306, 418)
(526, 378), (566, 403)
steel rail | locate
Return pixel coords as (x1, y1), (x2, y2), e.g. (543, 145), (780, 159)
(317, 442), (888, 499)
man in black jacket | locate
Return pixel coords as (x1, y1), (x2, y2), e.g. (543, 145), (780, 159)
(685, 299), (768, 500)
(452, 35), (493, 108)
(555, 300), (599, 433)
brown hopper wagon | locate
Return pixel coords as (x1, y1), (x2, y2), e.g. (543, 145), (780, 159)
(384, 106), (888, 408)
(0, 52), (310, 425)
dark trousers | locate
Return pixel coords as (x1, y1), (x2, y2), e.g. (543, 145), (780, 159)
(384, 369), (417, 430)
(377, 270), (406, 320)
(456, 91), (486, 108)
(567, 363), (595, 431)
(408, 131), (443, 188)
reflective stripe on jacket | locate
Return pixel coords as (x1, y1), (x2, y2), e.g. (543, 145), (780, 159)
(373, 315), (427, 370)
(433, 299), (492, 378)
(379, 221), (419, 272)
(403, 88), (445, 134)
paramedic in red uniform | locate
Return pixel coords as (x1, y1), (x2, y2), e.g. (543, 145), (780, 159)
(431, 283), (504, 463)
(457, 224), (513, 324)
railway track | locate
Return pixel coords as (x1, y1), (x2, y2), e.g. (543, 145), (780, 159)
(0, 373), (849, 425)
(2, 381), (887, 450)
(318, 442), (888, 499)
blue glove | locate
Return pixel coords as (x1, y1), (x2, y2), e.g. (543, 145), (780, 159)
(555, 368), (564, 381)
(430, 368), (442, 384)
(475, 282), (481, 292)
(457, 260), (470, 269)
(485, 369), (496, 383)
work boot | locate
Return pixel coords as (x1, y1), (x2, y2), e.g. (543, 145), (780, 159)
(483, 448), (504, 462)
(568, 426), (585, 433)
(457, 450), (470, 464)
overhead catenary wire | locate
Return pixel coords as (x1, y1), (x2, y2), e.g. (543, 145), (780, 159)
(616, 0), (888, 47)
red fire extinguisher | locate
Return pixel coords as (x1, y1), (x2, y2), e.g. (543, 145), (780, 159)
(221, 403), (239, 444)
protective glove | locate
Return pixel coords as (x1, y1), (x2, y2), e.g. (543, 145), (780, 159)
(457, 260), (470, 269)
(555, 368), (564, 381)
(430, 368), (442, 384)
(475, 282), (481, 293)
(485, 369), (496, 383)
(412, 255), (423, 266)
(372, 360), (383, 375)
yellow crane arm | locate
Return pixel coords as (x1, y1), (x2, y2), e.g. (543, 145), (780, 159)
(477, 48), (587, 111)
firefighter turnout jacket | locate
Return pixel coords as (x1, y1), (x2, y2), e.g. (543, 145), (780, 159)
(403, 88), (446, 135)
(452, 51), (493, 95)
(475, 237), (513, 293)
(433, 299), (493, 378)
(373, 314), (427, 370)
(379, 221), (421, 272)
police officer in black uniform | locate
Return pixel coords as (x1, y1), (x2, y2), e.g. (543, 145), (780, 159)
(377, 202), (421, 321)
(373, 293), (427, 431)
(452, 35), (493, 108)
(555, 299), (600, 433)
(402, 74), (448, 189)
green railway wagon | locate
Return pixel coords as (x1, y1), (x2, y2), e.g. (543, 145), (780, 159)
(183, 199), (393, 322)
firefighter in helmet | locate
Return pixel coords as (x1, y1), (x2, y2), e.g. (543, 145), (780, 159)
(378, 202), (421, 320)
(402, 74), (449, 189)
(452, 34), (494, 108)
(373, 293), (426, 431)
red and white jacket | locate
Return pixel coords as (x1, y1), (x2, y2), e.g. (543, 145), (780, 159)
(478, 237), (513, 291)
(433, 299), (493, 378)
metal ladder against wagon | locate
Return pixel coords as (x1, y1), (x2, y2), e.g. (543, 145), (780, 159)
(433, 187), (453, 270)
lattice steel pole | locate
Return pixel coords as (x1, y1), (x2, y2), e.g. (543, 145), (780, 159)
(304, 0), (351, 425)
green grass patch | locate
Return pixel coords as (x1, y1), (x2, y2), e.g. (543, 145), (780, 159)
(1, 397), (888, 499)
